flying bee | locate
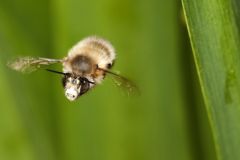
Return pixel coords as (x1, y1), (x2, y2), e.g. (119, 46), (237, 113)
(8, 36), (138, 101)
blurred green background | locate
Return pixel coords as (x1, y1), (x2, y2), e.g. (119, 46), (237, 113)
(0, 0), (216, 160)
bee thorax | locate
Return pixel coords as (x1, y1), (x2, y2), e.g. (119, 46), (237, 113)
(72, 55), (93, 73)
(63, 55), (94, 75)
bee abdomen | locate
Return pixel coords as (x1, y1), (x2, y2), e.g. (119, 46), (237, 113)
(68, 36), (116, 69)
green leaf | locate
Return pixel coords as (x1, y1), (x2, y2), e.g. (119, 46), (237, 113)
(182, 0), (240, 159)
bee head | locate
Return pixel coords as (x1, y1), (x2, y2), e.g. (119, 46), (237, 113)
(46, 69), (95, 101)
(62, 74), (93, 101)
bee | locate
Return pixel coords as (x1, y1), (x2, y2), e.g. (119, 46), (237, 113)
(8, 36), (138, 101)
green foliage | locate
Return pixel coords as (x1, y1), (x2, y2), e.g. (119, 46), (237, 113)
(182, 0), (240, 159)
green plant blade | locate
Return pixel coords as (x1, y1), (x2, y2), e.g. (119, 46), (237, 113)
(182, 0), (240, 159)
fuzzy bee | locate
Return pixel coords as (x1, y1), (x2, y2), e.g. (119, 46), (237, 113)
(8, 36), (138, 101)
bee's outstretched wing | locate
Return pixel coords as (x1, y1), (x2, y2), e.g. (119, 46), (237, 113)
(7, 57), (63, 74)
(99, 68), (140, 96)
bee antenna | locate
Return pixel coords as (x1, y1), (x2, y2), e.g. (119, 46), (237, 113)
(97, 67), (120, 77)
(87, 79), (95, 84)
(46, 69), (66, 75)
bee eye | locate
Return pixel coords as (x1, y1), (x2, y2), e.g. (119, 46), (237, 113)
(79, 78), (86, 84)
(62, 76), (67, 87)
(79, 79), (90, 95)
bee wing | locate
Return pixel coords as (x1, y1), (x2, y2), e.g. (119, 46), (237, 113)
(99, 68), (140, 96)
(7, 57), (63, 74)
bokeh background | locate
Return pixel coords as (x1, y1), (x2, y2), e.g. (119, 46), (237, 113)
(0, 0), (216, 160)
